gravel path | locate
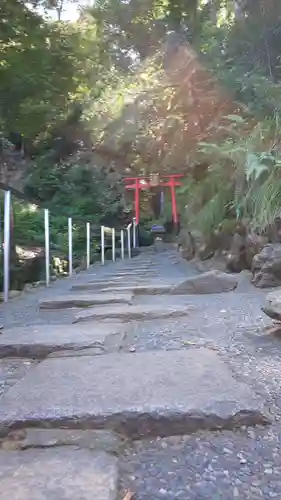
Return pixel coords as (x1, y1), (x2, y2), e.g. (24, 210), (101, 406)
(2, 248), (281, 499)
(116, 258), (281, 499)
(120, 426), (281, 499)
(0, 358), (38, 397)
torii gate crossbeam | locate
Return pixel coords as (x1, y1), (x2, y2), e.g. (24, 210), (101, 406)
(124, 174), (183, 225)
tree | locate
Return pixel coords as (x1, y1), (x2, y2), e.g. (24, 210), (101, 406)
(27, 0), (81, 21)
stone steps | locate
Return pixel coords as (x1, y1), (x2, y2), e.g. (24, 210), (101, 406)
(0, 349), (268, 437)
(73, 303), (191, 323)
(0, 248), (270, 499)
(0, 445), (118, 500)
(39, 292), (133, 310)
(0, 323), (127, 358)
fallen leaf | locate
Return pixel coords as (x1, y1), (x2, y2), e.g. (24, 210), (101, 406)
(123, 491), (134, 500)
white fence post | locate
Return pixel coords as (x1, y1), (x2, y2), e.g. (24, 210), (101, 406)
(86, 222), (90, 269)
(0, 206), (2, 253)
(127, 223), (131, 259)
(112, 228), (115, 262)
(101, 225), (105, 265)
(44, 209), (50, 286)
(3, 190), (11, 303)
(120, 230), (124, 260)
(133, 218), (137, 249)
(68, 217), (73, 276)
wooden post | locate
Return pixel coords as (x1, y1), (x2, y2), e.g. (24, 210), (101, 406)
(135, 178), (140, 225)
(170, 176), (178, 225)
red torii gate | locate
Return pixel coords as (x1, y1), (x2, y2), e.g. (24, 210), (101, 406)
(123, 173), (183, 225)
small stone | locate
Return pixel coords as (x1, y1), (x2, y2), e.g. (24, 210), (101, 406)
(129, 347), (136, 353)
(159, 488), (167, 495)
(223, 447), (232, 455)
(247, 429), (256, 439)
(265, 468), (273, 475)
(240, 458), (247, 464)
(233, 487), (239, 497)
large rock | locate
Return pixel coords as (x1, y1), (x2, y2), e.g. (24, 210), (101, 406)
(245, 231), (268, 269)
(177, 228), (196, 260)
(226, 233), (248, 272)
(196, 242), (215, 261)
(252, 244), (281, 288)
(177, 229), (217, 261)
(171, 270), (238, 294)
(262, 289), (281, 321)
(191, 252), (228, 273)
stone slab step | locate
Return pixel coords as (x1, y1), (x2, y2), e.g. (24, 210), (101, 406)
(0, 448), (118, 500)
(1, 428), (127, 454)
(72, 282), (172, 293)
(99, 284), (172, 295)
(39, 292), (133, 310)
(75, 276), (127, 283)
(0, 349), (268, 437)
(0, 323), (126, 358)
(73, 304), (191, 323)
(71, 280), (143, 291)
(112, 271), (158, 277)
(84, 271), (157, 280)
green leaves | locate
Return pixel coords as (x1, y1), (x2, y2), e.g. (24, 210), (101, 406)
(245, 153), (269, 181)
(0, 1), (111, 141)
(224, 114), (245, 124)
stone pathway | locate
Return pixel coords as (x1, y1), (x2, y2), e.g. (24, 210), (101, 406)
(0, 246), (280, 499)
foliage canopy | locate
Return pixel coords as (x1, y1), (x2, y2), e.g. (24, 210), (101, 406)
(2, 0), (281, 249)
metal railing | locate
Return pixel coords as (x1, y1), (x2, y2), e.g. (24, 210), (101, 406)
(2, 189), (138, 303)
(100, 218), (138, 265)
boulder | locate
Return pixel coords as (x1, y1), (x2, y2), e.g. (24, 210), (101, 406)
(245, 231), (268, 269)
(177, 228), (196, 260)
(191, 252), (228, 273)
(226, 233), (248, 273)
(197, 242), (215, 261)
(171, 270), (238, 294)
(252, 244), (281, 288)
(262, 289), (281, 321)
